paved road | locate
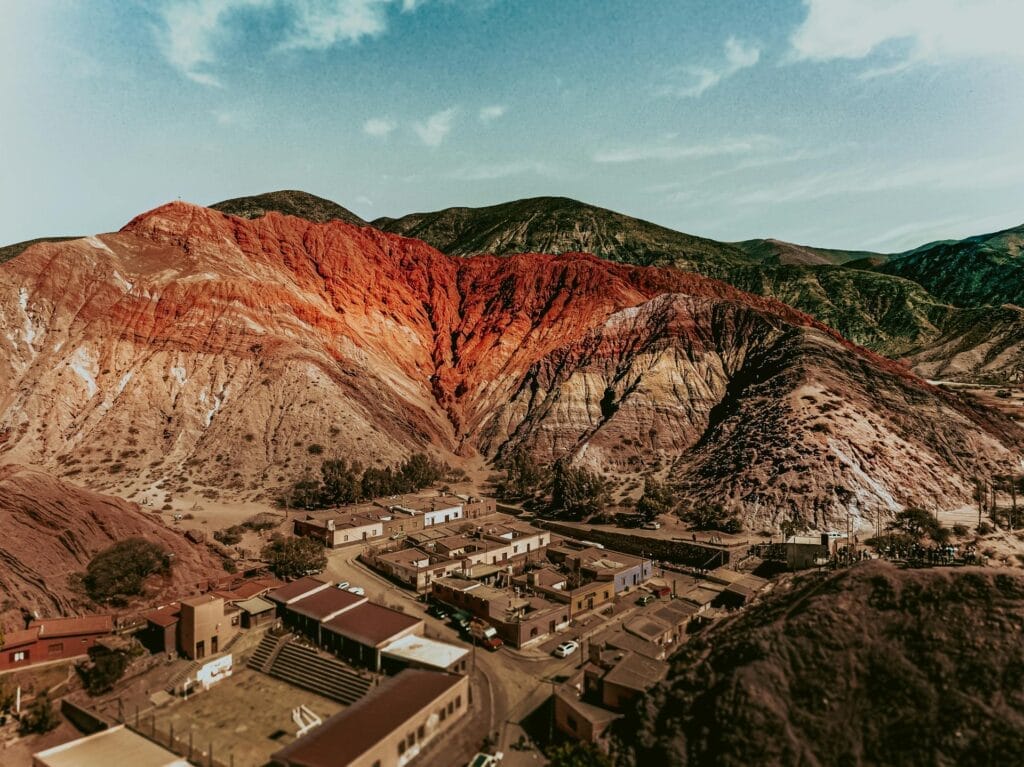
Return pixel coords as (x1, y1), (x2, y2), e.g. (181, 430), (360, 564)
(323, 546), (581, 764)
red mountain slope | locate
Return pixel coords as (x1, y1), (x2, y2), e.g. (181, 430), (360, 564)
(0, 203), (1018, 527)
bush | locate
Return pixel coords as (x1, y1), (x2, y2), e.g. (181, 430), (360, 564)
(686, 504), (743, 533)
(83, 538), (171, 604)
(307, 443), (324, 455)
(19, 693), (58, 734)
(262, 536), (327, 579)
(977, 522), (994, 535)
(242, 513), (278, 532)
(285, 452), (448, 509)
(77, 644), (139, 695)
(497, 449), (551, 500)
(637, 478), (672, 523)
(214, 526), (244, 546)
(952, 523), (969, 538)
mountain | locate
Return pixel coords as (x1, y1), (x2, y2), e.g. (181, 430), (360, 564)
(374, 196), (1024, 382)
(1, 203), (1018, 529)
(615, 561), (1024, 767)
(210, 189), (366, 226)
(867, 223), (1024, 309)
(374, 196), (754, 272)
(1, 236), (79, 266)
(0, 464), (223, 631)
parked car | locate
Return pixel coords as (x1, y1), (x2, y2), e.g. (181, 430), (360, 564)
(468, 753), (503, 767)
(336, 581), (350, 590)
(637, 594), (656, 606)
(642, 520), (662, 530)
(427, 604), (450, 620)
(553, 640), (579, 658)
(469, 619), (504, 650)
(346, 586), (365, 596)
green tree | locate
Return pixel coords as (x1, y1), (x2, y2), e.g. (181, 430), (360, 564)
(636, 478), (672, 523)
(20, 693), (59, 734)
(262, 536), (327, 579)
(551, 462), (610, 519)
(83, 538), (171, 604)
(320, 458), (363, 505)
(686, 504), (743, 533)
(77, 644), (139, 696)
(498, 449), (550, 499)
(889, 507), (946, 543)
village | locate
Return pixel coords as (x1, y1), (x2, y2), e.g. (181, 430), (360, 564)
(0, 482), (986, 767)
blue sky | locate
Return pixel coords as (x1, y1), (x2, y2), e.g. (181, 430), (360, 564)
(2, 0), (1023, 251)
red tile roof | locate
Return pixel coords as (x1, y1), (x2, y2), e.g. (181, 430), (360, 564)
(288, 587), (365, 621)
(31, 615), (113, 638)
(266, 576), (329, 605)
(321, 602), (423, 647)
(272, 670), (465, 767)
(1, 628), (39, 649)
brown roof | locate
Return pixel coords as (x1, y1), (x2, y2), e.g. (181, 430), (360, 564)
(1, 627), (39, 649)
(288, 588), (365, 621)
(272, 669), (465, 767)
(266, 576), (329, 605)
(321, 602), (423, 647)
(602, 652), (669, 692)
(31, 615), (114, 638)
(145, 604), (182, 628)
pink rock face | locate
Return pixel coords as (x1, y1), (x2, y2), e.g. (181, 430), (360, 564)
(0, 202), (1019, 527)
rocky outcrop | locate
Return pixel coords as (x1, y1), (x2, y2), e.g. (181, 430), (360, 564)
(0, 202), (1019, 528)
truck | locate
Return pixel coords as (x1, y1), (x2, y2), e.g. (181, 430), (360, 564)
(468, 619), (503, 651)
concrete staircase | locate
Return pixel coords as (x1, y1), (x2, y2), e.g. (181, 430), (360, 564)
(165, 660), (200, 694)
(248, 632), (289, 674)
(261, 640), (373, 705)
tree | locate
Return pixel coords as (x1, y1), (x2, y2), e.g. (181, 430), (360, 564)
(320, 458), (363, 506)
(685, 504), (742, 533)
(888, 508), (945, 543)
(83, 538), (171, 604)
(546, 741), (613, 767)
(262, 536), (327, 579)
(551, 462), (610, 519)
(20, 693), (58, 734)
(77, 644), (139, 695)
(636, 478), (672, 523)
(497, 449), (550, 500)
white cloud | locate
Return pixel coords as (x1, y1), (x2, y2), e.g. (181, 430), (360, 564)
(593, 135), (774, 164)
(363, 117), (396, 137)
(413, 107), (457, 146)
(155, 0), (434, 86)
(657, 36), (760, 98)
(449, 160), (551, 181)
(790, 0), (1024, 71)
(479, 104), (507, 122)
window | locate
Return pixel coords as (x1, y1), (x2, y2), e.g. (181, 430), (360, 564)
(567, 715), (578, 732)
(418, 725), (425, 739)
(440, 707), (447, 721)
(447, 702), (454, 715)
(47, 642), (64, 657)
(373, 762), (381, 767)
(231, 615), (240, 626)
(455, 695), (462, 709)
(407, 733), (415, 747)
(398, 741), (406, 755)
(12, 651), (27, 663)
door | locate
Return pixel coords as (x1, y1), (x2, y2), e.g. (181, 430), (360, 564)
(196, 640), (205, 659)
(211, 635), (219, 654)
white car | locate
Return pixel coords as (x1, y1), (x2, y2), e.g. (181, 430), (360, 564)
(347, 586), (366, 596)
(553, 640), (579, 658)
(336, 581), (350, 590)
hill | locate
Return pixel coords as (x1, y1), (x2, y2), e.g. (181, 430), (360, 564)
(0, 463), (223, 631)
(210, 189), (366, 226)
(615, 562), (1024, 767)
(868, 223), (1024, 309)
(0, 203), (1018, 530)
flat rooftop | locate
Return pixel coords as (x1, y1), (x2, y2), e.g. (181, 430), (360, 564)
(272, 669), (465, 767)
(289, 587), (366, 621)
(603, 651), (669, 692)
(384, 492), (465, 513)
(266, 576), (330, 605)
(380, 634), (469, 669)
(33, 725), (187, 767)
(322, 602), (423, 647)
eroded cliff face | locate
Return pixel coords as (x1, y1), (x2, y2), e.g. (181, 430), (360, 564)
(1, 202), (1019, 527)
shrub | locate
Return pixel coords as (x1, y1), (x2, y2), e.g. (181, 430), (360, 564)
(19, 693), (58, 734)
(83, 538), (171, 604)
(977, 522), (994, 535)
(952, 523), (969, 538)
(685, 504), (743, 533)
(262, 536), (327, 579)
(242, 513), (277, 532)
(307, 443), (324, 455)
(77, 644), (139, 695)
(551, 462), (610, 519)
(214, 526), (244, 546)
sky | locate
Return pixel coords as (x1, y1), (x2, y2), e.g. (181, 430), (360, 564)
(2, 0), (1023, 251)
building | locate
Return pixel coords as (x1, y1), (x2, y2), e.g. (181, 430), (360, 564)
(294, 512), (384, 548)
(33, 725), (188, 767)
(550, 545), (653, 594)
(1, 615), (113, 671)
(280, 587), (367, 642)
(431, 576), (570, 647)
(272, 669), (470, 767)
(380, 635), (469, 675)
(235, 596), (277, 628)
(320, 602), (424, 672)
(178, 595), (239, 660)
(265, 576), (332, 607)
(785, 532), (847, 570)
